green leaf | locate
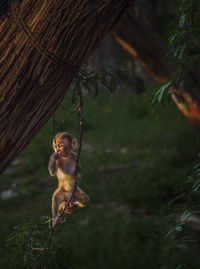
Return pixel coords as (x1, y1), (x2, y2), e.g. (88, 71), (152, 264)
(194, 163), (200, 169)
(192, 179), (200, 190)
(179, 14), (185, 28)
(175, 226), (183, 232)
(193, 184), (200, 192)
(181, 211), (191, 222)
(168, 33), (178, 45)
(174, 47), (180, 57)
(178, 44), (186, 60)
(152, 81), (172, 103)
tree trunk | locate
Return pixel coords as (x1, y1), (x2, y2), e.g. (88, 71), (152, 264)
(111, 7), (200, 125)
(0, 0), (134, 173)
(112, 9), (169, 82)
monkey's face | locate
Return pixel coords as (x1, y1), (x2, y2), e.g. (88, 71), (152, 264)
(53, 138), (71, 156)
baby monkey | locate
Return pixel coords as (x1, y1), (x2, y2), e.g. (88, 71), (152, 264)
(48, 132), (89, 225)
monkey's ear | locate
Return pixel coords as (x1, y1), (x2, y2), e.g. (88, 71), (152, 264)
(71, 138), (78, 150)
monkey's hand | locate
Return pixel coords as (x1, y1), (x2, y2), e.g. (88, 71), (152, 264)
(52, 216), (63, 227)
(53, 152), (60, 160)
(72, 173), (81, 183)
(72, 166), (81, 182)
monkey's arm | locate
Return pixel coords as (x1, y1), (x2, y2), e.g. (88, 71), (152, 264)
(48, 153), (59, 176)
(52, 194), (58, 218)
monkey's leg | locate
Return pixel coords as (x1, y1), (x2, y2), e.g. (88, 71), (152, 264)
(59, 200), (75, 214)
(52, 188), (66, 219)
(74, 187), (89, 208)
(60, 191), (78, 213)
(57, 191), (77, 214)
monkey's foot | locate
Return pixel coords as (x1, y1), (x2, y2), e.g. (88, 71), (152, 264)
(74, 201), (85, 208)
(64, 201), (78, 214)
(64, 203), (74, 214)
(64, 208), (73, 214)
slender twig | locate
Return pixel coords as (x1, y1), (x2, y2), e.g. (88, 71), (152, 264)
(75, 84), (84, 174)
(30, 83), (84, 269)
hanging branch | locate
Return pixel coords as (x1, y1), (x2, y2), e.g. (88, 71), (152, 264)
(75, 82), (84, 174)
(52, 113), (56, 138)
(30, 82), (84, 269)
(30, 66), (118, 268)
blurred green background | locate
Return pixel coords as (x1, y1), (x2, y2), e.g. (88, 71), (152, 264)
(1, 88), (199, 268)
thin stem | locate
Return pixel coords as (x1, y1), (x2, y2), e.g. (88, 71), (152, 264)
(32, 83), (84, 269)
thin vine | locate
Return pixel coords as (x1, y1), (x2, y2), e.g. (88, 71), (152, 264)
(7, 66), (121, 269)
(30, 82), (84, 269)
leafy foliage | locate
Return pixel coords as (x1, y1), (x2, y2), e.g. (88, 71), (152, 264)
(163, 160), (200, 269)
(153, 0), (200, 103)
(7, 217), (51, 269)
(152, 2), (200, 267)
(75, 66), (121, 96)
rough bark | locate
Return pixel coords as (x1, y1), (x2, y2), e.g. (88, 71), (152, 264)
(0, 0), (134, 173)
(111, 7), (200, 125)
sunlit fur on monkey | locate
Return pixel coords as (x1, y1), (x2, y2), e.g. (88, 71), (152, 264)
(48, 132), (89, 223)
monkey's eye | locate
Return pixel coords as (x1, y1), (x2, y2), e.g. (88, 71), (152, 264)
(58, 143), (64, 147)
